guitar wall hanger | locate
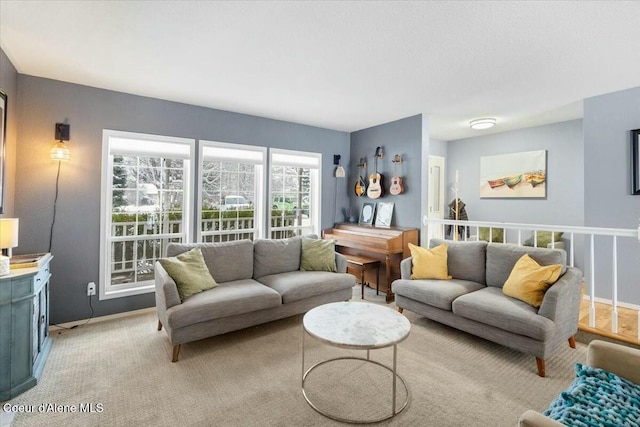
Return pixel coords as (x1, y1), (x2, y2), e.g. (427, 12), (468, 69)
(367, 147), (385, 199)
(354, 157), (368, 197)
(390, 154), (404, 195)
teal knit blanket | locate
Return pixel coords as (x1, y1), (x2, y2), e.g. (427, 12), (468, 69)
(543, 363), (640, 427)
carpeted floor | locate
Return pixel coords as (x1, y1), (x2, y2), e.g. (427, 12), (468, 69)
(3, 285), (586, 426)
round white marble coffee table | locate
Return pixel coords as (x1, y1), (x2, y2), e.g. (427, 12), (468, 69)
(301, 301), (411, 423)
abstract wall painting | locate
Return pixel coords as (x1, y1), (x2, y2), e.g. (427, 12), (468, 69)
(480, 150), (547, 198)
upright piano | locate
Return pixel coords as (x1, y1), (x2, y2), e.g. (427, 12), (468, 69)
(322, 223), (419, 302)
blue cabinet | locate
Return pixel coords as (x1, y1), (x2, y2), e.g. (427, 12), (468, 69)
(0, 254), (52, 401)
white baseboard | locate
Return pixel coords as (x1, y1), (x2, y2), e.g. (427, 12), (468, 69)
(50, 307), (156, 331)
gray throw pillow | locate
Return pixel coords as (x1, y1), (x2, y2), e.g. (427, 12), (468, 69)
(253, 236), (304, 278)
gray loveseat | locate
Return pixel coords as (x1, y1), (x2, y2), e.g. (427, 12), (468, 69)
(155, 237), (355, 361)
(392, 239), (583, 376)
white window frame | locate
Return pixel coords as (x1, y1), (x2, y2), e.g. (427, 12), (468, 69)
(99, 130), (195, 300)
(269, 148), (321, 238)
(197, 140), (267, 242)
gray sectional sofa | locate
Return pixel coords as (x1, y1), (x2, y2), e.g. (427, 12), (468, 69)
(155, 237), (355, 361)
(392, 239), (583, 376)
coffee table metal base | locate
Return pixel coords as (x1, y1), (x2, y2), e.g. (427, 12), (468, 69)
(301, 341), (409, 423)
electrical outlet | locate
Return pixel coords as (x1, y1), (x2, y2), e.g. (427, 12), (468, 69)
(87, 282), (96, 296)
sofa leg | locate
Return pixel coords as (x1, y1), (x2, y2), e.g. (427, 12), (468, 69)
(157, 320), (163, 331)
(568, 336), (576, 349)
(535, 357), (546, 377)
(397, 307), (404, 314)
(172, 345), (181, 362)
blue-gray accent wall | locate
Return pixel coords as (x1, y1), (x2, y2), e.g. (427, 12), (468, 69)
(349, 115), (423, 229)
(446, 119), (585, 227)
(584, 86), (640, 305)
(429, 138), (447, 159)
(0, 49), (18, 216)
(13, 74), (351, 323)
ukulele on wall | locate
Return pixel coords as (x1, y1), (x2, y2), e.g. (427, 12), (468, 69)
(390, 154), (404, 195)
(367, 147), (384, 199)
(354, 158), (367, 197)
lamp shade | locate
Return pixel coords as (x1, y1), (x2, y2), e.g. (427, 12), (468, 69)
(0, 218), (19, 248)
(50, 141), (71, 161)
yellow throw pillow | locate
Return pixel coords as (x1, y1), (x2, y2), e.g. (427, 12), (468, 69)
(503, 254), (562, 307)
(409, 243), (452, 280)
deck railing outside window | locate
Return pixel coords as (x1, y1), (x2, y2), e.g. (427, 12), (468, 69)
(110, 213), (302, 283)
(424, 217), (640, 339)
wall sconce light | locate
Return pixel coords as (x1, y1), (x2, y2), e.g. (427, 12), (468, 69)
(333, 154), (345, 178)
(469, 118), (497, 130)
(50, 123), (71, 161)
(48, 123), (70, 252)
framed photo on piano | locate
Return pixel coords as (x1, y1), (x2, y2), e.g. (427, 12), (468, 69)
(375, 202), (394, 228)
(359, 202), (376, 225)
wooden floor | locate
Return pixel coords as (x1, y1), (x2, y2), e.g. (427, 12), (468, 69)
(579, 299), (639, 345)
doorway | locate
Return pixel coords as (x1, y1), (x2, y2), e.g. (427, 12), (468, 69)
(427, 155), (445, 243)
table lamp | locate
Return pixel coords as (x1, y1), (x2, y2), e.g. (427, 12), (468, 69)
(0, 218), (19, 276)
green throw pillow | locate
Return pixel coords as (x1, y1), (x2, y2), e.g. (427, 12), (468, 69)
(300, 238), (336, 272)
(478, 227), (504, 243)
(524, 231), (564, 248)
(158, 247), (218, 301)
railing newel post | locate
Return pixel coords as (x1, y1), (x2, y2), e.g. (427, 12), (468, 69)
(570, 232), (575, 267)
(612, 236), (618, 334)
(589, 234), (596, 329)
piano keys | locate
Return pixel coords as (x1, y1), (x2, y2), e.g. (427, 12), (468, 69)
(322, 223), (419, 302)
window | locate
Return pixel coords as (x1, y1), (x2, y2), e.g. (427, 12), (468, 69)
(269, 149), (321, 238)
(100, 130), (194, 299)
(198, 141), (266, 242)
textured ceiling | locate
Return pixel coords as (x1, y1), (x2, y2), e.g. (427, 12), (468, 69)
(1, 1), (639, 140)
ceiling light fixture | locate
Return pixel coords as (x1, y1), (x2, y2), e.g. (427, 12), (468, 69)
(469, 118), (496, 130)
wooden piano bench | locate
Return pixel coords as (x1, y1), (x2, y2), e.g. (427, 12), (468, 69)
(345, 255), (381, 299)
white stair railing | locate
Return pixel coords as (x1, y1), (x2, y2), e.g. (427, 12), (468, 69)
(423, 217), (640, 340)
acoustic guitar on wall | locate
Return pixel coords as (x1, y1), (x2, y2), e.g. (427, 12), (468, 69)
(367, 147), (384, 199)
(390, 154), (404, 195)
(354, 158), (367, 197)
